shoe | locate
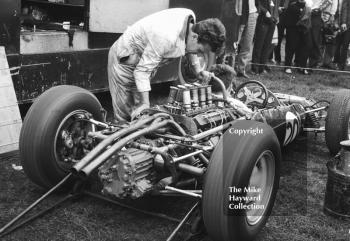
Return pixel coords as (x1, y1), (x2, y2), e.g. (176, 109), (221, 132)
(264, 66), (272, 73)
(285, 68), (292, 74)
(250, 70), (260, 75)
(310, 63), (322, 69)
(261, 69), (269, 75)
(250, 67), (259, 75)
(267, 59), (276, 65)
(321, 63), (337, 70)
(302, 69), (310, 75)
(237, 71), (250, 79)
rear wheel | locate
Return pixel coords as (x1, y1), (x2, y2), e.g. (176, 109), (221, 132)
(19, 85), (103, 189)
(325, 90), (350, 155)
(202, 120), (281, 241)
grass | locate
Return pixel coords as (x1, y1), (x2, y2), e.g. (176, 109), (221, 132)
(1, 68), (350, 241)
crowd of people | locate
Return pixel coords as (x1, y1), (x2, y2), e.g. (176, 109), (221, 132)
(230, 0), (350, 78)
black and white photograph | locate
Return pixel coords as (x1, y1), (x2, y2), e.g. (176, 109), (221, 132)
(0, 0), (349, 240)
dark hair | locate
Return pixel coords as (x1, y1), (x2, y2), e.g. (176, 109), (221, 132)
(192, 18), (226, 53)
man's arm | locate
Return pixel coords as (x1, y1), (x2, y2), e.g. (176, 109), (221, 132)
(133, 44), (163, 93)
(132, 44), (163, 119)
(188, 53), (213, 85)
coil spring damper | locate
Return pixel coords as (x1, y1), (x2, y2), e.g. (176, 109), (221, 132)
(324, 140), (350, 218)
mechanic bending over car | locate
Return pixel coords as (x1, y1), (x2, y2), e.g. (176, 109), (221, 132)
(108, 8), (226, 121)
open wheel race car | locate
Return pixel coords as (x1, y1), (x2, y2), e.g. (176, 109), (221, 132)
(15, 75), (350, 241)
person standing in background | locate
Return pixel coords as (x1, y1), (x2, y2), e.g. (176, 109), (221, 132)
(284, 0), (312, 74)
(333, 0), (343, 67)
(321, 0), (342, 69)
(274, 0), (290, 64)
(251, 0), (280, 74)
(309, 0), (338, 68)
(235, 0), (258, 78)
(222, 0), (244, 67)
(339, 0), (350, 70)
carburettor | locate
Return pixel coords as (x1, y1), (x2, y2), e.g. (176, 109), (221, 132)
(162, 84), (235, 132)
(164, 83), (214, 115)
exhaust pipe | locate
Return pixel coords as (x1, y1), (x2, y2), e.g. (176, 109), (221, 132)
(71, 113), (171, 174)
(78, 119), (174, 179)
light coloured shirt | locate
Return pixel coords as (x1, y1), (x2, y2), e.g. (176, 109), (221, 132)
(311, 0), (338, 15)
(249, 0), (258, 13)
(112, 8), (196, 92)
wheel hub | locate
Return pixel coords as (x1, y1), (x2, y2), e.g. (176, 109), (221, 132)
(246, 150), (275, 226)
(54, 110), (94, 171)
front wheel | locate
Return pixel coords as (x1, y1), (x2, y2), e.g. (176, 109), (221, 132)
(19, 85), (104, 189)
(325, 90), (350, 155)
(202, 120), (281, 241)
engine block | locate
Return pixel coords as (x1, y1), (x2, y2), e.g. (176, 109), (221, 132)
(161, 84), (235, 132)
(98, 148), (156, 199)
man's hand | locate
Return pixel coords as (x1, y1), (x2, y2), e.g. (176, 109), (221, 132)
(131, 103), (150, 120)
(198, 70), (213, 85)
(341, 24), (347, 32)
(266, 12), (272, 18)
(131, 91), (150, 120)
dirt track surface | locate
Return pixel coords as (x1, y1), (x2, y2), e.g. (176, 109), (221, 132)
(1, 69), (350, 241)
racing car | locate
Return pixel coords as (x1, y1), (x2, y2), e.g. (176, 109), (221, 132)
(18, 73), (350, 241)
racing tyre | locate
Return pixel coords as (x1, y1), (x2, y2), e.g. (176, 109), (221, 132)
(203, 120), (281, 241)
(19, 85), (103, 189)
(325, 90), (350, 155)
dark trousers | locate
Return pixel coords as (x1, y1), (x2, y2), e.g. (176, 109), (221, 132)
(309, 12), (324, 67)
(252, 20), (276, 73)
(322, 33), (343, 66)
(274, 22), (286, 63)
(285, 26), (311, 68)
(333, 32), (344, 64)
(339, 30), (350, 70)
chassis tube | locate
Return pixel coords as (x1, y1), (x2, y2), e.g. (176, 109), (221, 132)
(156, 122), (232, 142)
(177, 163), (205, 176)
(173, 150), (203, 163)
(130, 142), (178, 154)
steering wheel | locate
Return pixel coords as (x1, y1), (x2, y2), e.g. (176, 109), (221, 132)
(234, 80), (269, 109)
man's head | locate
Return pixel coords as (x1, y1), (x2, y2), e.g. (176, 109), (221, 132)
(186, 18), (226, 55)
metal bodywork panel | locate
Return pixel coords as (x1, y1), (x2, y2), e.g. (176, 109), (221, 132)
(20, 30), (89, 54)
(256, 104), (305, 146)
(8, 49), (180, 103)
(8, 50), (109, 103)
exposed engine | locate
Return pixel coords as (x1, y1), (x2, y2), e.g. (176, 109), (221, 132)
(98, 84), (239, 199)
(160, 83), (237, 133)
